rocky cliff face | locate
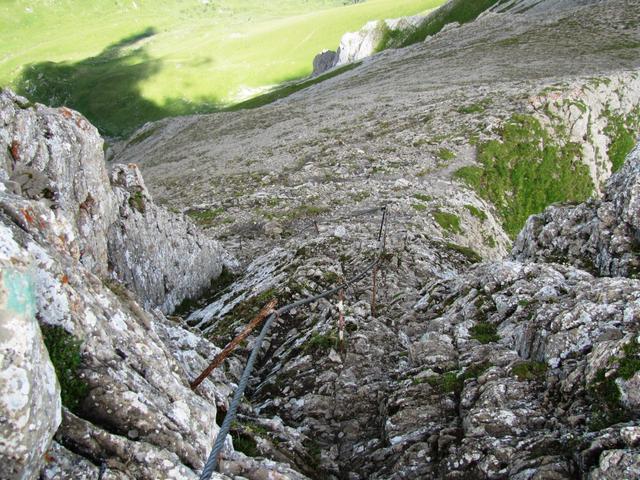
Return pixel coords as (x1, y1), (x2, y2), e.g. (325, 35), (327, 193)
(0, 93), (303, 479)
(107, 0), (640, 478)
(0, 90), (233, 313)
(3, 0), (640, 479)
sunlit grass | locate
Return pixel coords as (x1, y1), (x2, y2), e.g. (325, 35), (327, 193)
(1, 0), (445, 136)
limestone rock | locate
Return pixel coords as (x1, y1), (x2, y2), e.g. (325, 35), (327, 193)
(0, 245), (61, 480)
(513, 143), (640, 278)
(312, 50), (338, 77)
(107, 163), (235, 313)
(0, 89), (234, 314)
(0, 89), (116, 276)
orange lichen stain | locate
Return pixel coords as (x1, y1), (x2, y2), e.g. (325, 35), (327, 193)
(61, 274), (69, 285)
(75, 117), (90, 131)
(21, 208), (35, 225)
(10, 140), (20, 160)
(60, 107), (73, 119)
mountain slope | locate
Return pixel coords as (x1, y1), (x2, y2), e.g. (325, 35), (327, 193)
(108, 0), (640, 478)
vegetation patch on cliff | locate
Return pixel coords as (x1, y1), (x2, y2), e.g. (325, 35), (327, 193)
(454, 114), (593, 238)
(604, 107), (640, 173)
(588, 338), (640, 430)
(377, 0), (502, 50)
(41, 325), (89, 413)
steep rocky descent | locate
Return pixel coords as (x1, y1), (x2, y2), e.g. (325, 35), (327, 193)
(0, 95), (308, 479)
(177, 147), (640, 480)
(106, 0), (640, 477)
(113, 0), (640, 265)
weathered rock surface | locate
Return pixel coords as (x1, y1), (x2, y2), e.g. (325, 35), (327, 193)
(0, 97), (302, 479)
(0, 90), (116, 276)
(119, 2), (640, 475)
(107, 163), (235, 312)
(0, 247), (61, 480)
(513, 143), (640, 277)
(0, 89), (233, 313)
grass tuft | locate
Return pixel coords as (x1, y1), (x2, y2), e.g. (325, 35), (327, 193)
(41, 325), (89, 413)
(454, 114), (593, 238)
(433, 210), (462, 234)
(470, 322), (499, 344)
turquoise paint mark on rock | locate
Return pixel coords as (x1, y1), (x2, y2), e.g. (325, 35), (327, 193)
(1, 269), (36, 318)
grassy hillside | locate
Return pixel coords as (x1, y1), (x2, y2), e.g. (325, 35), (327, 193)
(1, 0), (445, 136)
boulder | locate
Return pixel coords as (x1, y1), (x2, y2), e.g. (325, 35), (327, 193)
(0, 229), (61, 480)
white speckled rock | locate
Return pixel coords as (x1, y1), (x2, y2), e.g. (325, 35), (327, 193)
(0, 228), (61, 480)
(513, 143), (640, 277)
(0, 89), (235, 314)
(107, 163), (236, 313)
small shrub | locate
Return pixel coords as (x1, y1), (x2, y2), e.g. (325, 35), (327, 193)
(233, 434), (259, 457)
(587, 338), (640, 430)
(445, 242), (482, 264)
(412, 203), (428, 212)
(470, 322), (499, 344)
(424, 361), (491, 395)
(186, 207), (224, 227)
(304, 331), (338, 353)
(128, 190), (145, 213)
(457, 102), (486, 114)
(437, 148), (456, 161)
(41, 325), (89, 413)
(413, 193), (433, 202)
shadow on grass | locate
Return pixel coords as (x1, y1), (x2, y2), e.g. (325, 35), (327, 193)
(15, 27), (220, 138)
(15, 27), (362, 138)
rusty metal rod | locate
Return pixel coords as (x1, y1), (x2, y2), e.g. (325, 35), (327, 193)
(190, 298), (277, 391)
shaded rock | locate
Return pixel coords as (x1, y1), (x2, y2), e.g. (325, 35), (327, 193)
(312, 50), (338, 77)
(107, 163), (235, 313)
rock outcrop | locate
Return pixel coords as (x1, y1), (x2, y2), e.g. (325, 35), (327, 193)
(184, 137), (640, 480)
(107, 163), (236, 312)
(0, 89), (233, 313)
(0, 251), (61, 480)
(0, 93), (301, 479)
(512, 143), (640, 277)
(311, 14), (426, 76)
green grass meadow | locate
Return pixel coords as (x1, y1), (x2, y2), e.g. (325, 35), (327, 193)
(1, 0), (445, 136)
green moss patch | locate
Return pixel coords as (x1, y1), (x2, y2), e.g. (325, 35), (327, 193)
(604, 108), (640, 173)
(454, 114), (593, 238)
(186, 207), (225, 227)
(433, 210), (462, 234)
(588, 338), (640, 430)
(470, 322), (499, 344)
(413, 193), (433, 202)
(423, 361), (491, 395)
(304, 330), (339, 354)
(41, 325), (89, 413)
(437, 148), (456, 161)
(444, 242), (482, 264)
(511, 361), (547, 381)
(377, 0), (502, 50)
(464, 204), (487, 221)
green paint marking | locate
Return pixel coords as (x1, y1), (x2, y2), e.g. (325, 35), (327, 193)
(2, 269), (36, 318)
